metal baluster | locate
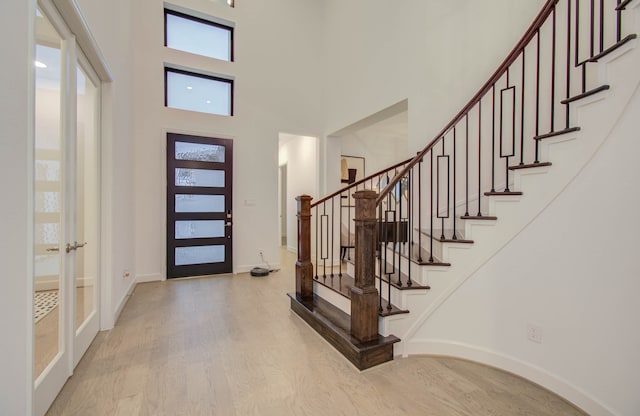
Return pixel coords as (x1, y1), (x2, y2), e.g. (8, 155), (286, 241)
(505, 68), (512, 192)
(566, 0), (573, 128)
(452, 126), (457, 240)
(599, 0), (604, 54)
(465, 114), (470, 216)
(617, 0), (622, 43)
(441, 138), (446, 240)
(491, 85), (496, 193)
(339, 192), (343, 277)
(315, 205), (319, 280)
(407, 168), (413, 287)
(520, 47), (526, 166)
(417, 158), (423, 262)
(397, 175), (403, 287)
(378, 204), (383, 313)
(322, 202), (327, 281)
(429, 150), (434, 263)
(330, 197), (335, 278)
(477, 101), (483, 216)
(551, 5), (557, 133)
(535, 29), (541, 164)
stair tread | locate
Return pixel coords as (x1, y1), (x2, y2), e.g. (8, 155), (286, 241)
(561, 85), (610, 104)
(484, 191), (523, 196)
(416, 228), (474, 243)
(589, 33), (637, 62)
(533, 126), (580, 141)
(509, 161), (552, 170)
(461, 215), (498, 220)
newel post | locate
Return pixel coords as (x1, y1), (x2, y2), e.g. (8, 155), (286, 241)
(296, 195), (313, 301)
(351, 190), (379, 343)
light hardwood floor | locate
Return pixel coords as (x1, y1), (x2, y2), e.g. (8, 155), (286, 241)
(46, 250), (587, 416)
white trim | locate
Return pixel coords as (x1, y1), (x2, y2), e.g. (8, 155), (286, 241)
(406, 339), (619, 416)
(136, 273), (163, 283)
(164, 2), (236, 28)
(113, 279), (136, 326)
(51, 0), (113, 81)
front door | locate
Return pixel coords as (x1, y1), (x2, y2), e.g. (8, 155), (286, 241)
(167, 133), (233, 278)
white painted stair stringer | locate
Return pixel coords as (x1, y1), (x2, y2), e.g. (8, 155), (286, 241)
(379, 15), (640, 349)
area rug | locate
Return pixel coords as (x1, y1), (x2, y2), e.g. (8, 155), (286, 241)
(34, 290), (58, 323)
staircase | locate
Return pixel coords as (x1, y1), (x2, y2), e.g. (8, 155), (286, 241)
(290, 0), (640, 376)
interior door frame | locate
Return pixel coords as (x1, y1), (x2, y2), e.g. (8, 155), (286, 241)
(166, 133), (233, 278)
(33, 1), (105, 415)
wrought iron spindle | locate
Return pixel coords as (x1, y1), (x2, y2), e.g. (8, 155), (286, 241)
(551, 5), (557, 133)
(429, 150), (434, 263)
(378, 203), (383, 313)
(452, 126), (457, 240)
(440, 138), (446, 239)
(314, 205), (319, 280)
(465, 114), (470, 216)
(330, 197), (335, 278)
(417, 158), (423, 262)
(566, 0), (573, 128)
(407, 168), (413, 286)
(520, 47), (526, 165)
(535, 29), (541, 164)
(477, 101), (483, 216)
(491, 85), (496, 192)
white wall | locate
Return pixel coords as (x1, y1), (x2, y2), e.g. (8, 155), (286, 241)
(131, 0), (325, 277)
(0, 1), (34, 414)
(338, 111), (408, 180)
(74, 0), (136, 327)
(278, 134), (319, 253)
(323, 0), (545, 156)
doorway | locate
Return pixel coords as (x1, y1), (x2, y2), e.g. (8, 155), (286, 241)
(33, 3), (102, 415)
(166, 133), (234, 278)
(279, 164), (287, 247)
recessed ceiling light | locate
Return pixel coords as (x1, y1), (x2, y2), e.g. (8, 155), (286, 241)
(35, 60), (47, 69)
(186, 86), (193, 90)
(206, 100), (212, 104)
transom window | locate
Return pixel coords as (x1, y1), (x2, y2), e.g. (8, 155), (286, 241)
(164, 9), (234, 61)
(165, 68), (234, 116)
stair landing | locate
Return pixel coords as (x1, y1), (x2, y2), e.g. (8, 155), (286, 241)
(288, 293), (400, 370)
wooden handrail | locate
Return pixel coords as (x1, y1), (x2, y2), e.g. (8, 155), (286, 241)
(311, 156), (412, 208)
(376, 0), (560, 205)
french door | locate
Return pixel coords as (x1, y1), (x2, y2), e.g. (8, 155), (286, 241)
(167, 133), (233, 278)
(34, 3), (101, 415)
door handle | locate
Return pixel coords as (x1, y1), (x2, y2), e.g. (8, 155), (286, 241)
(66, 241), (88, 253)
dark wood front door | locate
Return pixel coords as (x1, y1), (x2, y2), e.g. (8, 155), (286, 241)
(167, 133), (233, 278)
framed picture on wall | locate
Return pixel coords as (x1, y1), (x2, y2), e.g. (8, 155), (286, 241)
(340, 155), (365, 185)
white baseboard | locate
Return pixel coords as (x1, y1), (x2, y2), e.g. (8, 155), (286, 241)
(35, 276), (95, 291)
(113, 278), (136, 326)
(136, 273), (163, 283)
(406, 339), (618, 416)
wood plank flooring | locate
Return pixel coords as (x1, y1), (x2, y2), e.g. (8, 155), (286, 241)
(46, 250), (587, 416)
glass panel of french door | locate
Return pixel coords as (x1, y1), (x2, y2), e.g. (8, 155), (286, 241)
(34, 5), (64, 382)
(74, 58), (100, 342)
(167, 133), (233, 278)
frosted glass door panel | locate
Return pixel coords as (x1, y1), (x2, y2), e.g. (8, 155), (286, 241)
(175, 194), (224, 212)
(175, 141), (225, 162)
(175, 245), (225, 265)
(176, 220), (225, 239)
(175, 168), (224, 187)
